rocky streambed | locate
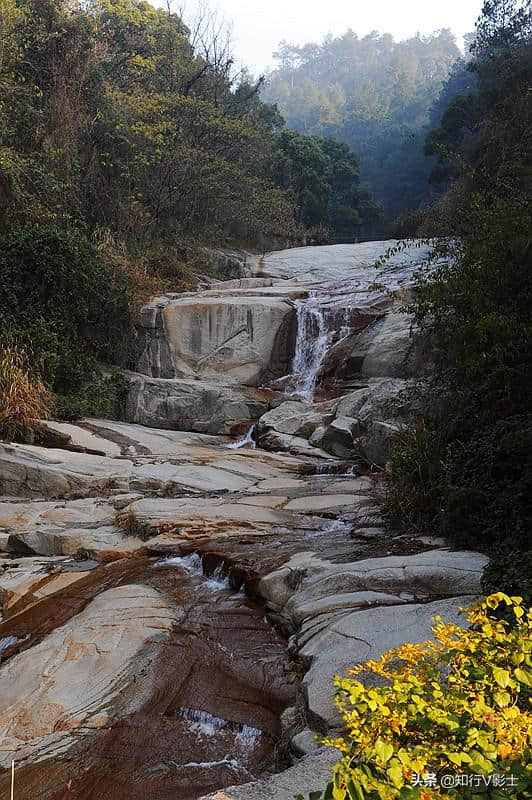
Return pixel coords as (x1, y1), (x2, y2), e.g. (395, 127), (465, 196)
(0, 242), (488, 799)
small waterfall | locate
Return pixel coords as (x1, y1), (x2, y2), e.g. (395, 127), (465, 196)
(155, 552), (204, 575)
(154, 552), (238, 594)
(226, 425), (257, 449)
(287, 290), (357, 402)
(203, 563), (232, 592)
(290, 295), (329, 401)
(178, 707), (262, 746)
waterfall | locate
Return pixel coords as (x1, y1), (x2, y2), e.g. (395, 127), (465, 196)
(288, 290), (356, 402)
(290, 293), (330, 401)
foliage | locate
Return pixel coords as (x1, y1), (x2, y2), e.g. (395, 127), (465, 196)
(0, 225), (132, 393)
(54, 370), (131, 421)
(483, 552), (532, 611)
(0, 346), (53, 440)
(381, 0), (532, 564)
(264, 30), (461, 225)
(304, 594), (532, 800)
(274, 130), (381, 238)
(0, 0), (322, 257)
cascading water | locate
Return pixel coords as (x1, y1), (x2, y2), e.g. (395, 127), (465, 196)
(287, 289), (357, 402)
(290, 294), (330, 401)
(226, 425), (257, 449)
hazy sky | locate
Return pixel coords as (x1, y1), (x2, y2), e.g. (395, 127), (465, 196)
(177, 0), (484, 74)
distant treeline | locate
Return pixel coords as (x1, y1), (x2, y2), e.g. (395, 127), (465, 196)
(263, 28), (465, 226)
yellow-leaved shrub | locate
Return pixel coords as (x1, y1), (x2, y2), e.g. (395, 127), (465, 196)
(304, 594), (532, 800)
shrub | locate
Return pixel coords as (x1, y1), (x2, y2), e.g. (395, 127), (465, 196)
(380, 421), (448, 536)
(54, 371), (131, 421)
(0, 225), (132, 392)
(304, 594), (531, 800)
(0, 346), (52, 440)
(441, 418), (532, 552)
(482, 552), (532, 612)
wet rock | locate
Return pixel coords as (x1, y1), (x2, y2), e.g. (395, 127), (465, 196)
(0, 556), (86, 619)
(0, 584), (176, 768)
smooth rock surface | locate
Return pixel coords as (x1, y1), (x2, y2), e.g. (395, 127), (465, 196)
(0, 584), (176, 767)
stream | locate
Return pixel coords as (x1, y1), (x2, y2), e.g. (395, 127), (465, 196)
(0, 242), (487, 800)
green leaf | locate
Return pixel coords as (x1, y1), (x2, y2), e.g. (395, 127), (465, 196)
(493, 667), (510, 687)
(375, 739), (394, 764)
(514, 667), (532, 686)
(346, 780), (364, 800)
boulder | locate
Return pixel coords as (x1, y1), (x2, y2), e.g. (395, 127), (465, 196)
(257, 430), (334, 460)
(257, 400), (335, 439)
(301, 596), (474, 726)
(126, 372), (278, 434)
(310, 416), (359, 458)
(0, 443), (134, 498)
(345, 312), (424, 378)
(136, 292), (297, 385)
(201, 750), (340, 800)
(31, 421), (122, 458)
(257, 547), (487, 723)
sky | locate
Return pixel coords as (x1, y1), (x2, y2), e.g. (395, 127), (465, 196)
(175, 0), (484, 75)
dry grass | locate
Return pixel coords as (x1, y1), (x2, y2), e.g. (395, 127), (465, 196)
(0, 346), (53, 441)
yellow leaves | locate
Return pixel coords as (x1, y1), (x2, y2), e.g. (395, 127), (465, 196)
(324, 593), (532, 799)
(492, 666), (511, 687)
(447, 751), (472, 766)
(386, 762), (404, 788)
(494, 690), (511, 707)
(498, 743), (513, 759)
(514, 667), (532, 687)
(374, 739), (394, 764)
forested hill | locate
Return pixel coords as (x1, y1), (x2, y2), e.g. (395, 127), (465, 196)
(263, 29), (462, 224)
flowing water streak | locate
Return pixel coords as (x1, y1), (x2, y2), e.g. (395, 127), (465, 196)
(0, 636), (21, 655)
(154, 553), (236, 593)
(226, 425), (257, 449)
(178, 707), (262, 746)
(289, 287), (357, 402)
(290, 292), (329, 401)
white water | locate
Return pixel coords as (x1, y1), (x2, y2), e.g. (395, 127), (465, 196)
(0, 635), (21, 655)
(203, 563), (232, 592)
(226, 425), (257, 449)
(180, 758), (242, 770)
(290, 294), (330, 401)
(178, 707), (262, 747)
(287, 289), (358, 402)
(155, 552), (203, 575)
(155, 553), (238, 594)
